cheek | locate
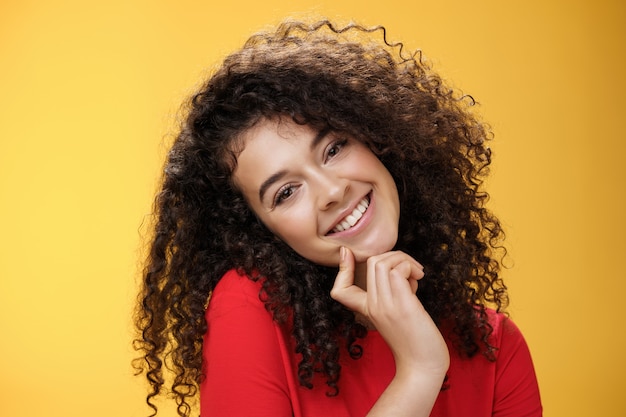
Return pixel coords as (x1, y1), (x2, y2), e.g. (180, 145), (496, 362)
(353, 149), (388, 175)
(263, 209), (316, 247)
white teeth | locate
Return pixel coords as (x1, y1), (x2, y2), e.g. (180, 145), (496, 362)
(331, 196), (370, 233)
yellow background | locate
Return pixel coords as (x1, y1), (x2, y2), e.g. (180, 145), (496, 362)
(1, 0), (624, 416)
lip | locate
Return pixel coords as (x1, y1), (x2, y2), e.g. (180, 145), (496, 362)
(325, 191), (373, 237)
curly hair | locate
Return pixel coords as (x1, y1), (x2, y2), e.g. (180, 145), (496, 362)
(134, 19), (508, 417)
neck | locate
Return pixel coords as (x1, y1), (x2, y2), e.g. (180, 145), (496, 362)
(352, 261), (376, 330)
(354, 262), (368, 290)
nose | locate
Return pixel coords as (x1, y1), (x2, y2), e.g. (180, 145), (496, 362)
(314, 169), (350, 211)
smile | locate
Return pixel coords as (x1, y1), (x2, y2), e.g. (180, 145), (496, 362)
(330, 195), (370, 233)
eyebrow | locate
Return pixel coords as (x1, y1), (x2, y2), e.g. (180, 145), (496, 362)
(259, 170), (288, 204)
(310, 127), (332, 151)
(257, 127), (333, 204)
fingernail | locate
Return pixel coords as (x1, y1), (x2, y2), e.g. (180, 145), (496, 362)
(340, 246), (346, 262)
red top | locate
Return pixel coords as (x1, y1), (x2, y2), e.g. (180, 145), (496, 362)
(201, 269), (542, 417)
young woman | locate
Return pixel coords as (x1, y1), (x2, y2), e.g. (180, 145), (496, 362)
(134, 19), (542, 417)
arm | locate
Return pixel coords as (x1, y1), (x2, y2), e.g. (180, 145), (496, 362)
(493, 316), (543, 417)
(201, 271), (293, 417)
(331, 248), (450, 417)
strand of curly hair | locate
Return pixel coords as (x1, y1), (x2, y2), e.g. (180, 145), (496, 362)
(133, 19), (508, 417)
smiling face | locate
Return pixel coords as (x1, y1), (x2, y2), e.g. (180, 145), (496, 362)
(232, 118), (400, 267)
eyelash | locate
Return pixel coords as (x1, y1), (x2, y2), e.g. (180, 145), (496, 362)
(272, 138), (349, 207)
(273, 184), (297, 206)
(326, 138), (348, 162)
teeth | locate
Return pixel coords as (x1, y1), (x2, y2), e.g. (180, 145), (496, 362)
(332, 197), (370, 233)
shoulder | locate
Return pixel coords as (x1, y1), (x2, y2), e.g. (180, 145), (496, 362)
(206, 268), (266, 319)
(203, 268), (281, 355)
(201, 270), (295, 416)
(485, 309), (543, 415)
(213, 268), (264, 296)
(483, 308), (527, 354)
(434, 310), (542, 416)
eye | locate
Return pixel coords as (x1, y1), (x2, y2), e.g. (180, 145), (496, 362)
(273, 184), (297, 206)
(325, 138), (348, 162)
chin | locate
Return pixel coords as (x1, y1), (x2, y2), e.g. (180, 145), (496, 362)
(352, 242), (397, 264)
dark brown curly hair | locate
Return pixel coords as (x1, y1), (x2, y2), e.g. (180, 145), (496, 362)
(134, 19), (508, 417)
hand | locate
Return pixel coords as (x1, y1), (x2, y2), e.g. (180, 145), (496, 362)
(330, 247), (449, 376)
(331, 247), (450, 416)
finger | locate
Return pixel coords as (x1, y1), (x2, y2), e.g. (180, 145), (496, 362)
(330, 247), (367, 313)
(368, 252), (424, 288)
(333, 246), (354, 282)
(376, 261), (414, 308)
(388, 264), (415, 295)
(389, 260), (419, 294)
(366, 256), (421, 315)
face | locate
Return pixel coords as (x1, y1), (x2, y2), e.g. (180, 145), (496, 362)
(233, 118), (400, 267)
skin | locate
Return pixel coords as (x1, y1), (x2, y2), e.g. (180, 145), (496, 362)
(333, 248), (450, 417)
(233, 117), (450, 416)
(234, 118), (400, 288)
